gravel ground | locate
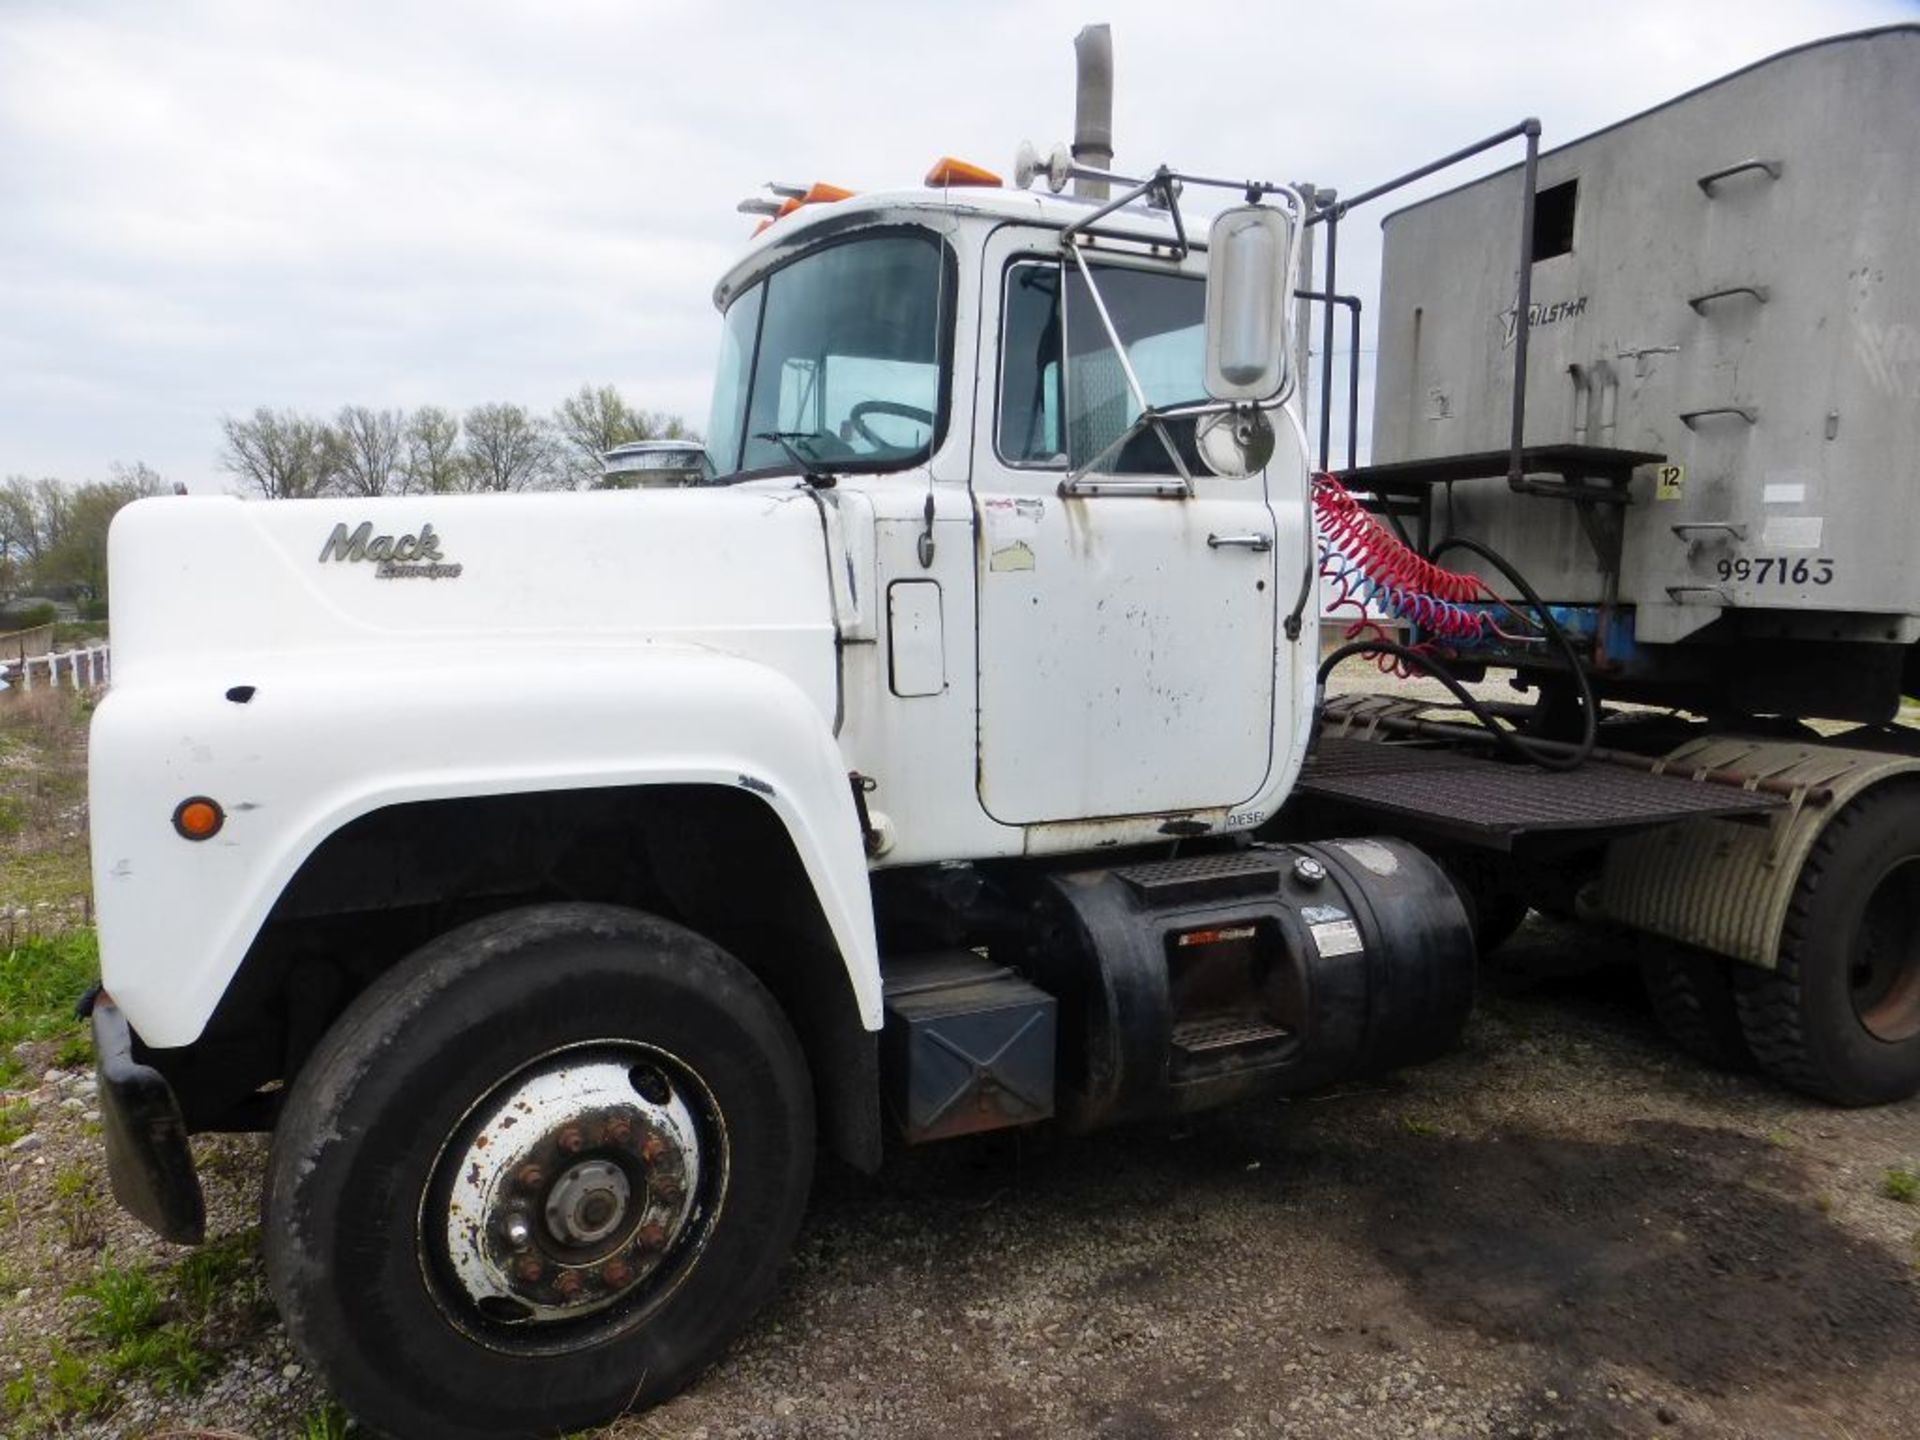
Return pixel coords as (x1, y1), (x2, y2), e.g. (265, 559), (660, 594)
(4, 913), (1918, 1439)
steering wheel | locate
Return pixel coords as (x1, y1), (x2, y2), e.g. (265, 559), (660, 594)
(848, 399), (936, 448)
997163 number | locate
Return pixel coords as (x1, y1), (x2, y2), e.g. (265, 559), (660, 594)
(1717, 556), (1835, 586)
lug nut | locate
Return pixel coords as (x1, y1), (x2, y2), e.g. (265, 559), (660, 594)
(503, 1213), (533, 1250)
(514, 1256), (544, 1285)
(634, 1221), (668, 1252)
(556, 1126), (585, 1155)
(639, 1132), (666, 1163)
(552, 1270), (582, 1300)
(515, 1163), (545, 1190)
(601, 1258), (633, 1289)
(604, 1118), (633, 1147)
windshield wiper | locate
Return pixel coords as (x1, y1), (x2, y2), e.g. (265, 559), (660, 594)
(754, 431), (837, 488)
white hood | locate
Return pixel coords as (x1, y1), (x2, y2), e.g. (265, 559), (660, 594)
(104, 486), (841, 722)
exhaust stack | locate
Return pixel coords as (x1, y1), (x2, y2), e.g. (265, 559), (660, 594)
(1072, 23), (1113, 200)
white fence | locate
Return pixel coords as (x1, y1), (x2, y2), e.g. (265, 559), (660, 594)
(0, 644), (110, 693)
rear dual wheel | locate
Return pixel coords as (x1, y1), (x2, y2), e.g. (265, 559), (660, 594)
(264, 904), (814, 1440)
(1735, 784), (1920, 1105)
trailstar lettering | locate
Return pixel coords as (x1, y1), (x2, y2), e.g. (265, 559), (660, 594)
(318, 521), (462, 579)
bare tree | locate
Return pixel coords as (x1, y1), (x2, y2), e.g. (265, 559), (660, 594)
(219, 408), (337, 499)
(404, 406), (465, 493)
(553, 384), (646, 489)
(461, 403), (556, 492)
(0, 476), (39, 602)
(332, 406), (408, 496)
(638, 411), (697, 443)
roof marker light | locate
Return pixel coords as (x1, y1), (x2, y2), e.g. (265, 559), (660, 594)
(924, 156), (1003, 189)
(742, 180), (855, 234)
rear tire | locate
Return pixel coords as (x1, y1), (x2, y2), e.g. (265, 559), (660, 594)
(1438, 853), (1529, 956)
(264, 903), (814, 1440)
(1641, 948), (1754, 1072)
(1735, 783), (1920, 1105)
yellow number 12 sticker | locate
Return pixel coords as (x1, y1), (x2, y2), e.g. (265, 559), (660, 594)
(1655, 463), (1685, 501)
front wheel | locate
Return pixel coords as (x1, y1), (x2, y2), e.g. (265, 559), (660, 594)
(264, 904), (814, 1440)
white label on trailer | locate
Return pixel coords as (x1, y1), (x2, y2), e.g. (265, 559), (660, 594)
(1310, 919), (1365, 958)
(1654, 464), (1684, 501)
(1760, 515), (1824, 550)
(1763, 482), (1806, 505)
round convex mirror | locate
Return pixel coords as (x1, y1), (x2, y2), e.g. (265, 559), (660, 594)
(1196, 407), (1276, 477)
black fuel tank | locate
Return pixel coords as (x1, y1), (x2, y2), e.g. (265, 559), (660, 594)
(1022, 839), (1474, 1131)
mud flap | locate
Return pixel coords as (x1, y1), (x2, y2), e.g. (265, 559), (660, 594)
(91, 995), (205, 1244)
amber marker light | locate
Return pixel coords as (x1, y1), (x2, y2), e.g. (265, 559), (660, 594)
(924, 156), (1003, 188)
(172, 797), (225, 841)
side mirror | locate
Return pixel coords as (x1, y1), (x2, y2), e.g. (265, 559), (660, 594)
(1203, 204), (1297, 405)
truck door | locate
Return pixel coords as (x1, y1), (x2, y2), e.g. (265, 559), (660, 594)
(971, 226), (1281, 826)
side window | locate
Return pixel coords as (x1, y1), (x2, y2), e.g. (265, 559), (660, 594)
(1063, 265), (1206, 472)
(997, 257), (1206, 474)
(998, 263), (1065, 465)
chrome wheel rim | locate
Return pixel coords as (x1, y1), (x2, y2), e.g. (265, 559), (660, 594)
(420, 1040), (725, 1350)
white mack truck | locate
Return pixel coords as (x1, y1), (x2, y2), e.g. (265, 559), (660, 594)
(81, 25), (1920, 1440)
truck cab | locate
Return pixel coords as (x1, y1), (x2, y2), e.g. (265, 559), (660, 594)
(85, 158), (1477, 1440)
(705, 182), (1315, 860)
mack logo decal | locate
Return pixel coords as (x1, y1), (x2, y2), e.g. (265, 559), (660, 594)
(318, 521), (463, 579)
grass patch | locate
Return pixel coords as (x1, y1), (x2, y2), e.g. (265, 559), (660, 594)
(52, 1029), (90, 1070)
(0, 1099), (31, 1147)
(300, 1402), (355, 1439)
(72, 1263), (162, 1344)
(108, 1323), (211, 1394)
(0, 930), (96, 1087)
(66, 1257), (219, 1402)
(2, 1342), (111, 1425)
(1884, 1167), (1920, 1204)
(0, 841), (93, 932)
(52, 1162), (105, 1251)
(173, 1228), (258, 1320)
(0, 685), (95, 949)
(1399, 1114), (1441, 1137)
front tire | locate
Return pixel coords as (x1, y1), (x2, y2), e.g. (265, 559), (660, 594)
(264, 903), (814, 1439)
(1736, 783), (1920, 1105)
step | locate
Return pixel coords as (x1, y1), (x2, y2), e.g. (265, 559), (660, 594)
(1114, 851), (1284, 906)
(1171, 1013), (1293, 1057)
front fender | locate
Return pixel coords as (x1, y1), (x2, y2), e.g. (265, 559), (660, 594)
(89, 645), (878, 1047)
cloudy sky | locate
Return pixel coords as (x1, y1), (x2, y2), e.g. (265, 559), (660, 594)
(2, 0), (1911, 491)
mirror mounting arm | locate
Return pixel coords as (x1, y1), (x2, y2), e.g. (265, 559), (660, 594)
(1057, 240), (1196, 496)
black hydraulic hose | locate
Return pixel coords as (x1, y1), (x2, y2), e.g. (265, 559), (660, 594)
(1315, 640), (1588, 772)
(1429, 535), (1598, 769)
(1311, 537), (1599, 773)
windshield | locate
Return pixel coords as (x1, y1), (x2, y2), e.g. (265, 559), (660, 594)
(705, 230), (953, 480)
(999, 259), (1206, 473)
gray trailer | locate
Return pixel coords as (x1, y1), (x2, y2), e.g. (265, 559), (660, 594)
(1286, 25), (1920, 1108)
(1362, 24), (1920, 721)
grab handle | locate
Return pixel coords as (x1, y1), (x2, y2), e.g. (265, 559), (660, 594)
(1697, 158), (1782, 195)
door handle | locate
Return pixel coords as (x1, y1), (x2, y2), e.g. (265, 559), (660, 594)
(1207, 533), (1273, 552)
